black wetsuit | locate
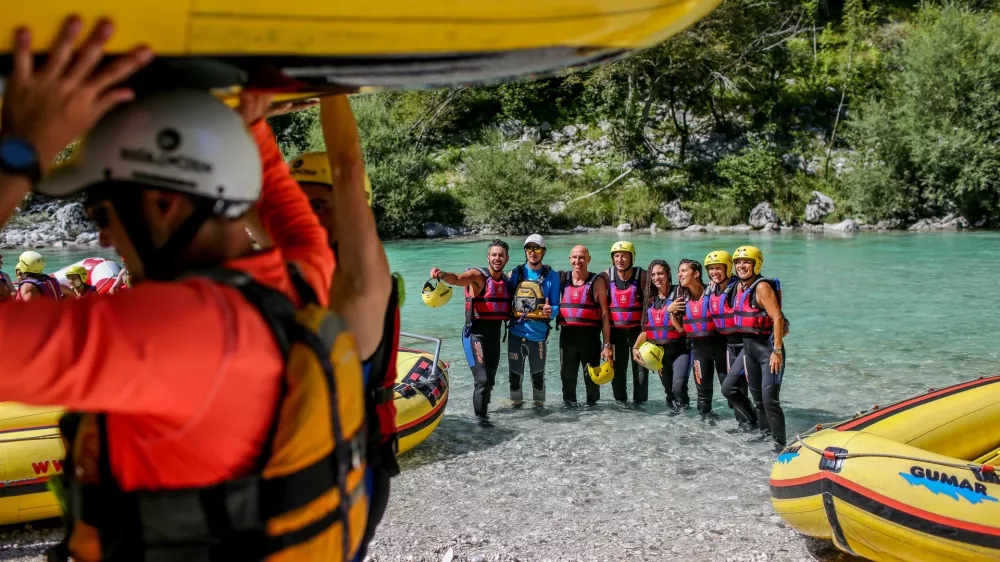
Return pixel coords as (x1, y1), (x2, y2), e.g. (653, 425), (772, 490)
(559, 326), (602, 405)
(463, 319), (505, 418)
(607, 267), (648, 403)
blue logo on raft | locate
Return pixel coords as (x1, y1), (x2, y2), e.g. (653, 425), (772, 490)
(900, 466), (998, 505)
(777, 450), (799, 464)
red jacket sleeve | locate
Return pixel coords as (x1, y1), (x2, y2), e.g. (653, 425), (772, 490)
(250, 120), (335, 305)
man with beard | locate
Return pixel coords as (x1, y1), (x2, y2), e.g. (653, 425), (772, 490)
(507, 234), (561, 407)
(430, 239), (512, 423)
(557, 245), (613, 406)
(601, 241), (650, 403)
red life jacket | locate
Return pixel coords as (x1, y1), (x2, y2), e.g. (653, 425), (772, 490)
(17, 276), (63, 301)
(732, 277), (781, 335)
(644, 288), (684, 343)
(464, 267), (511, 323)
(709, 280), (739, 334)
(683, 291), (716, 338)
(558, 271), (601, 328)
(74, 284), (98, 299)
(608, 267), (643, 328)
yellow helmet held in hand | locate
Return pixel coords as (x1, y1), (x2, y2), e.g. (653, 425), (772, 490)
(17, 251), (45, 274)
(733, 246), (764, 275)
(65, 265), (89, 284)
(704, 250), (734, 278)
(421, 278), (453, 308)
(610, 240), (636, 264)
(290, 151), (374, 207)
(587, 361), (614, 385)
(638, 342), (665, 371)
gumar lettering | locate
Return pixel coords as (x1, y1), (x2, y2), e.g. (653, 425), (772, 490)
(900, 465), (997, 505)
(31, 460), (64, 475)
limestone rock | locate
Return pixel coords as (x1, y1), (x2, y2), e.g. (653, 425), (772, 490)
(804, 191), (835, 224)
(659, 200), (692, 229)
(748, 202), (780, 229)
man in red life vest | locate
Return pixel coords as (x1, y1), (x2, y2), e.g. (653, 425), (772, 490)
(601, 241), (650, 403)
(557, 245), (613, 405)
(429, 239), (512, 423)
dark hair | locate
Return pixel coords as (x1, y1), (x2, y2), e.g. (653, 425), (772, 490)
(642, 259), (672, 322)
(488, 239), (510, 255)
(676, 259), (705, 300)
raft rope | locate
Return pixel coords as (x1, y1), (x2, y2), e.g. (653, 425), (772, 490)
(0, 434), (61, 444)
(792, 433), (996, 475)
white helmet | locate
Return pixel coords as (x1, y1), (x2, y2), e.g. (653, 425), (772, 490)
(36, 90), (262, 219)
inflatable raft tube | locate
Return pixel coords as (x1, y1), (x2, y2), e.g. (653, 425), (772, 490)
(395, 332), (450, 455)
(51, 257), (123, 295)
(0, 0), (722, 90)
(770, 375), (1000, 561)
(0, 404), (65, 525)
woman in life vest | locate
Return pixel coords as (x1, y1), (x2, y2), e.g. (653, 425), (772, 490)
(0, 254), (15, 301)
(65, 265), (97, 299)
(704, 251), (752, 425)
(669, 259), (722, 417)
(429, 239), (512, 423)
(722, 245), (787, 446)
(632, 259), (690, 411)
(15, 251), (65, 301)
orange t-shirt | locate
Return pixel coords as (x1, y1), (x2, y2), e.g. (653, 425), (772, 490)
(0, 120), (334, 490)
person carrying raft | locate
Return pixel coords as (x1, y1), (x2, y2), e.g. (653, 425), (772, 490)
(0, 17), (371, 561)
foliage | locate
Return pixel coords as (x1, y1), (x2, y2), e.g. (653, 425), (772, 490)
(459, 131), (555, 234)
(845, 4), (1000, 223)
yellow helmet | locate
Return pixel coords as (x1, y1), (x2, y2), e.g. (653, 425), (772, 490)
(65, 265), (89, 284)
(421, 278), (453, 308)
(587, 361), (614, 385)
(16, 251), (45, 274)
(610, 240), (636, 263)
(733, 246), (764, 275)
(290, 151), (374, 207)
(638, 342), (665, 371)
(704, 250), (734, 278)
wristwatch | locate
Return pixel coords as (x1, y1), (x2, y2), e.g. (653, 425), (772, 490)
(772, 348), (783, 355)
(603, 343), (613, 349)
(0, 137), (42, 184)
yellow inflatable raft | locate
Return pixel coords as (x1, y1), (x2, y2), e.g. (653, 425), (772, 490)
(0, 0), (722, 89)
(770, 375), (1000, 561)
(0, 404), (65, 525)
(0, 337), (449, 525)
(395, 333), (450, 455)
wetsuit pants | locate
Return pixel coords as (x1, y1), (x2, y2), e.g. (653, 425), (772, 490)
(508, 334), (547, 404)
(691, 337), (719, 414)
(656, 340), (690, 408)
(610, 327), (648, 403)
(463, 320), (504, 418)
(559, 326), (602, 405)
(742, 334), (786, 444)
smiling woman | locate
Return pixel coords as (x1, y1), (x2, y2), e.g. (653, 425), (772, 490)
(0, 0), (723, 90)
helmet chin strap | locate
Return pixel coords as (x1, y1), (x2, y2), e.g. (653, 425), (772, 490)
(109, 192), (219, 282)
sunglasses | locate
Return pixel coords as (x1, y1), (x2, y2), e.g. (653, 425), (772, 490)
(525, 246), (543, 253)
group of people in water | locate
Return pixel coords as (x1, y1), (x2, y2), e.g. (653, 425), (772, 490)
(0, 17), (407, 562)
(429, 238), (788, 447)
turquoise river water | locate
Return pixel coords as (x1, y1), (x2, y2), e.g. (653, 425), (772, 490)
(7, 231), (998, 561)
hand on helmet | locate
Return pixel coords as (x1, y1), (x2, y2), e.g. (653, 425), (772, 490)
(0, 16), (153, 173)
(600, 346), (614, 363)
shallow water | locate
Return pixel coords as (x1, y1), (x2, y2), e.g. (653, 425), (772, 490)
(7, 232), (998, 560)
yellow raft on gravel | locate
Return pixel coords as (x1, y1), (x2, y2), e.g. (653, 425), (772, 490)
(0, 334), (449, 525)
(770, 375), (1000, 561)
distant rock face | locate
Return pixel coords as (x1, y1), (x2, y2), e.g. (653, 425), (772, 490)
(826, 219), (859, 232)
(748, 202), (780, 229)
(684, 225), (706, 232)
(616, 223), (632, 232)
(659, 200), (692, 229)
(908, 215), (970, 231)
(55, 202), (94, 237)
(424, 222), (444, 237)
(805, 191), (835, 224)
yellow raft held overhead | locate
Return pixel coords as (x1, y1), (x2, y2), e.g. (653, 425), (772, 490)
(770, 375), (1000, 562)
(0, 0), (723, 90)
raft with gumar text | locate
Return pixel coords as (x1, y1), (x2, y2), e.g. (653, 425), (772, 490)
(0, 335), (448, 525)
(770, 375), (1000, 561)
